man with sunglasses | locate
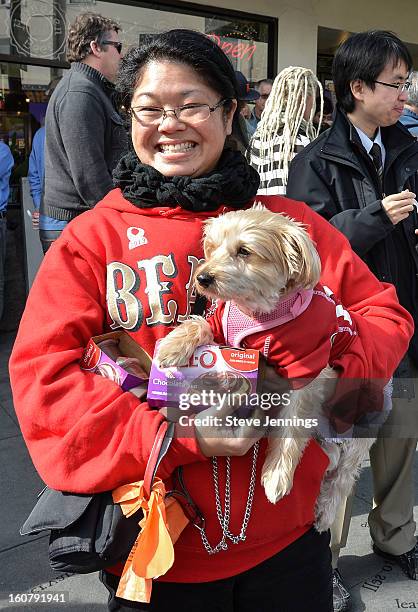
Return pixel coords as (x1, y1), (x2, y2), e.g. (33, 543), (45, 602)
(287, 30), (418, 611)
(41, 12), (128, 245)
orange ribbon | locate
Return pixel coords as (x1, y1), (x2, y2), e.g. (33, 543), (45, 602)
(112, 478), (189, 603)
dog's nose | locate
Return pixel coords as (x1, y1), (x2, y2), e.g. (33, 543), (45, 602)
(196, 272), (214, 288)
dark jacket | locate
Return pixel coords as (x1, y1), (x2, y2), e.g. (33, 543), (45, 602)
(286, 107), (418, 362)
(43, 62), (128, 222)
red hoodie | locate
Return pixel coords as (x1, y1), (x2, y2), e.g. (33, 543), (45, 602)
(9, 189), (412, 582)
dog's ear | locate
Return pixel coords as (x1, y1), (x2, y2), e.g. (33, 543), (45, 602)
(270, 217), (321, 291)
(202, 217), (215, 241)
(202, 217), (218, 256)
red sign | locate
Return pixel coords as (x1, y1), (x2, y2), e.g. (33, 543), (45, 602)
(206, 34), (257, 62)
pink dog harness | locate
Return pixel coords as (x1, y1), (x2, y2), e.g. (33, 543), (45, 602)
(222, 289), (314, 348)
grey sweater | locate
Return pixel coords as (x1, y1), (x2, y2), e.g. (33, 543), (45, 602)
(42, 62), (128, 221)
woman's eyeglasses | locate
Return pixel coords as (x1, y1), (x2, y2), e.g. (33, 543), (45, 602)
(101, 40), (122, 54)
(373, 80), (411, 94)
(129, 99), (229, 125)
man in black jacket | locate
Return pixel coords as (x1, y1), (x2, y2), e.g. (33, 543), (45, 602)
(41, 12), (128, 250)
(287, 30), (418, 609)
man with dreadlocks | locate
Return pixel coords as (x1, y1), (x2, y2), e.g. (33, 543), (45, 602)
(287, 30), (418, 611)
(248, 66), (323, 195)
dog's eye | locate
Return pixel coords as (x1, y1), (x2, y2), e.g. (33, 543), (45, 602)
(237, 246), (251, 257)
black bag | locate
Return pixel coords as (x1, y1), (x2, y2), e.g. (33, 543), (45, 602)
(20, 421), (175, 573)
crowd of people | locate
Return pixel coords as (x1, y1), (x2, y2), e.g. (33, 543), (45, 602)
(2, 11), (417, 612)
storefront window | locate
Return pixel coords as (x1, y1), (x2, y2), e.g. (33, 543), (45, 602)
(205, 18), (269, 82)
(0, 0), (275, 191)
(0, 0), (67, 62)
(0, 1), (273, 81)
(0, 62), (61, 206)
(0, 63), (63, 138)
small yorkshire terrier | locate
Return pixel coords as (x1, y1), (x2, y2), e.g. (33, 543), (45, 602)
(157, 205), (376, 531)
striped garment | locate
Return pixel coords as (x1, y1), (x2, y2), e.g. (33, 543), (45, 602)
(249, 132), (310, 195)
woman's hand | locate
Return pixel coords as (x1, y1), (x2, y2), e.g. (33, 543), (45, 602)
(193, 398), (266, 457)
(161, 364), (290, 457)
(191, 364), (290, 457)
(163, 400), (265, 457)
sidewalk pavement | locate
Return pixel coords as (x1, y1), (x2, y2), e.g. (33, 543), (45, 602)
(0, 330), (417, 612)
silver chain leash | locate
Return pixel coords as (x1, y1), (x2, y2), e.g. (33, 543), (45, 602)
(195, 441), (259, 555)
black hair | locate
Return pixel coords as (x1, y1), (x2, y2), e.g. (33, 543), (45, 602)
(332, 30), (412, 113)
(116, 29), (248, 149)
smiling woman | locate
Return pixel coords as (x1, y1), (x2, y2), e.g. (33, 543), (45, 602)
(112, 31), (257, 211)
(9, 28), (414, 612)
(129, 60), (236, 177)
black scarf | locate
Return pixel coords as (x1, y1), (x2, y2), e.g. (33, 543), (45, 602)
(112, 149), (260, 212)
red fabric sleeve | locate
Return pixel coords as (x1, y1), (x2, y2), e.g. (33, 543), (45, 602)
(9, 239), (206, 493)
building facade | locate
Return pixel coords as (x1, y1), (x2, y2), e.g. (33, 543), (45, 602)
(0, 0), (276, 174)
(1, 0), (418, 207)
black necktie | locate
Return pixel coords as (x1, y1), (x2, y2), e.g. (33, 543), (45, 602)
(370, 142), (383, 188)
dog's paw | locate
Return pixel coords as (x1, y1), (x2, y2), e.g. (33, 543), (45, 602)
(158, 354), (188, 368)
(157, 336), (191, 368)
(261, 465), (293, 503)
(157, 317), (214, 368)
